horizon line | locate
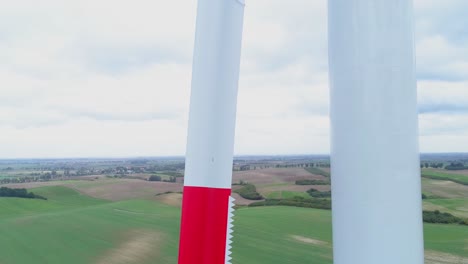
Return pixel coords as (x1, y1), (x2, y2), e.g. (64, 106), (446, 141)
(0, 152), (467, 161)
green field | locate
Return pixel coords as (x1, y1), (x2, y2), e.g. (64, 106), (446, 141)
(266, 191), (311, 199)
(0, 185), (466, 263)
(0, 186), (181, 264)
(424, 198), (468, 219)
(421, 178), (468, 199)
(421, 169), (468, 185)
(233, 206), (333, 263)
(304, 167), (330, 178)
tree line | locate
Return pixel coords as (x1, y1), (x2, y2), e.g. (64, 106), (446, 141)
(423, 210), (467, 225)
(444, 162), (468, 170)
(421, 162), (444, 169)
(307, 188), (331, 198)
(234, 183), (263, 200)
(295, 179), (329, 185)
(148, 175), (177, 183)
(0, 187), (47, 200)
(249, 196), (331, 210)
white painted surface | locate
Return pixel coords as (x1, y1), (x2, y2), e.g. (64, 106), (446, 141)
(328, 1), (424, 263)
(184, 0), (245, 189)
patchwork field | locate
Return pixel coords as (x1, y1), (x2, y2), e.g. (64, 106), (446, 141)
(66, 179), (183, 201)
(422, 178), (468, 199)
(0, 167), (467, 263)
(420, 170), (468, 220)
(233, 167), (327, 185)
(233, 167), (330, 203)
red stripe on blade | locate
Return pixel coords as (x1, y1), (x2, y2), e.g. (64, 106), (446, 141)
(178, 186), (231, 264)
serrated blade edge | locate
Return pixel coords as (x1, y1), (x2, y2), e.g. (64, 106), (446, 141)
(225, 196), (235, 264)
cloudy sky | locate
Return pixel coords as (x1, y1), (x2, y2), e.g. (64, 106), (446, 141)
(0, 0), (467, 158)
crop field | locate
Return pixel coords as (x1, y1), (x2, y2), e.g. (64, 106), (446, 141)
(233, 168), (327, 185)
(0, 165), (468, 264)
(0, 178), (466, 264)
(423, 198), (468, 219)
(66, 179), (183, 201)
(0, 186), (181, 264)
(266, 190), (311, 199)
(233, 168), (330, 201)
(421, 169), (468, 185)
(433, 169), (468, 176)
(304, 167), (330, 177)
(421, 178), (468, 199)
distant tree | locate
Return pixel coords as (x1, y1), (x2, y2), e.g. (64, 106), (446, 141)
(163, 176), (176, 183)
(423, 210), (466, 225)
(239, 165), (250, 171)
(296, 179), (329, 185)
(444, 162), (467, 170)
(234, 184), (263, 200)
(148, 175), (162, 182)
(307, 188), (331, 198)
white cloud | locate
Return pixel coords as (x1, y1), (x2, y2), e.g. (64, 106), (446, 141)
(418, 80), (468, 109)
(416, 35), (468, 81)
(0, 0), (466, 157)
(0, 119), (188, 158)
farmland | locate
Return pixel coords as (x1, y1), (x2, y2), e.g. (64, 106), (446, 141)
(0, 185), (466, 264)
(421, 169), (468, 185)
(0, 187), (180, 264)
(0, 155), (467, 263)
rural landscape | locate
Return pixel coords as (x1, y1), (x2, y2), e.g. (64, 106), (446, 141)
(0, 154), (467, 264)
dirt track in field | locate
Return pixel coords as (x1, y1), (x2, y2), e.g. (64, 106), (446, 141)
(96, 230), (162, 264)
(425, 250), (468, 264)
(290, 235), (328, 246)
(154, 193), (183, 207)
(434, 169), (468, 176)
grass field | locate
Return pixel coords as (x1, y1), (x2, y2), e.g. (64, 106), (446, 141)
(423, 198), (468, 219)
(304, 167), (330, 178)
(421, 169), (468, 185)
(420, 169), (468, 226)
(232, 206), (333, 263)
(0, 184), (466, 263)
(266, 191), (311, 199)
(0, 186), (181, 264)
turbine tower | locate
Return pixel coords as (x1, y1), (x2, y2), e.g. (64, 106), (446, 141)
(328, 1), (424, 263)
(178, 0), (245, 263)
